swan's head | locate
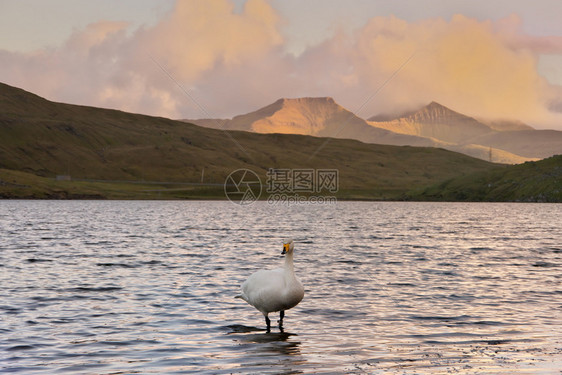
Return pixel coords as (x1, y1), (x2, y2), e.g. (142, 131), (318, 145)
(282, 238), (294, 255)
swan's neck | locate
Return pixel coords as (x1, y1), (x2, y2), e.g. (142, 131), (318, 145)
(284, 252), (295, 276)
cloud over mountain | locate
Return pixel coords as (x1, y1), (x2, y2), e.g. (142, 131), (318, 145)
(1, 0), (562, 130)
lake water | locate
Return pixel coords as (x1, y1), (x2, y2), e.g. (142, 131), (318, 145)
(1, 200), (561, 374)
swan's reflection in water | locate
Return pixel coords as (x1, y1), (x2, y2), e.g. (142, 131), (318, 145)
(225, 325), (305, 373)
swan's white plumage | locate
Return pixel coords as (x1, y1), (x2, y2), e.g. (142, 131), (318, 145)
(237, 239), (304, 322)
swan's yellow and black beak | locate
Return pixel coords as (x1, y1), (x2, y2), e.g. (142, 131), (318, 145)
(282, 243), (290, 255)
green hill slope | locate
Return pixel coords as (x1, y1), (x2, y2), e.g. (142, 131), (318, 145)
(406, 155), (562, 202)
(0, 82), (497, 199)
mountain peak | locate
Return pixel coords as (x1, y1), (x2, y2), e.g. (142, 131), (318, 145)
(426, 101), (449, 110)
(277, 97), (337, 105)
(368, 101), (456, 122)
(246, 96), (349, 135)
(405, 101), (470, 124)
(367, 101), (498, 145)
(427, 101), (446, 107)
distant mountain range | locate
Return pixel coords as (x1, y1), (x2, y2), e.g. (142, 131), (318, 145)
(187, 98), (562, 164)
(190, 97), (436, 148)
(1, 82), (560, 201)
(0, 82), (495, 199)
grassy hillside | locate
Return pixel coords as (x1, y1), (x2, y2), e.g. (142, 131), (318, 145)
(0, 82), (498, 200)
(406, 155), (562, 202)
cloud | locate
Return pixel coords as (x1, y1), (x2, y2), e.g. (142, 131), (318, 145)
(137, 0), (282, 82)
(0, 0), (284, 117)
(313, 13), (562, 128)
(343, 14), (556, 124)
(1, 0), (562, 130)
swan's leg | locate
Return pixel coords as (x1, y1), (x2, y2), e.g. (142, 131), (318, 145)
(265, 316), (271, 332)
(278, 310), (285, 327)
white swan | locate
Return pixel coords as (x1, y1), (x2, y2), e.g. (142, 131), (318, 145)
(236, 238), (304, 331)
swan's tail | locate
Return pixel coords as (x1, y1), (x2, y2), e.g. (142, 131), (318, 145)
(235, 295), (243, 299)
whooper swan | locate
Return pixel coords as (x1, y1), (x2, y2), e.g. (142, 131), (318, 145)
(236, 239), (304, 332)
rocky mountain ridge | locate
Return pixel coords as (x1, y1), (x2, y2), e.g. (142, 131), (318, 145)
(188, 98), (562, 164)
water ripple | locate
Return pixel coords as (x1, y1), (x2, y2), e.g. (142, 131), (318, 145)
(0, 201), (560, 374)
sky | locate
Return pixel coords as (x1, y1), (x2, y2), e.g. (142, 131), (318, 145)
(1, 0), (562, 130)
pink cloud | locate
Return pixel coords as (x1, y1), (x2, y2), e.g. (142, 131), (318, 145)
(1, 0), (562, 130)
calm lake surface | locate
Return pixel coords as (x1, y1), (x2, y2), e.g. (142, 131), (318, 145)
(1, 201), (560, 374)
